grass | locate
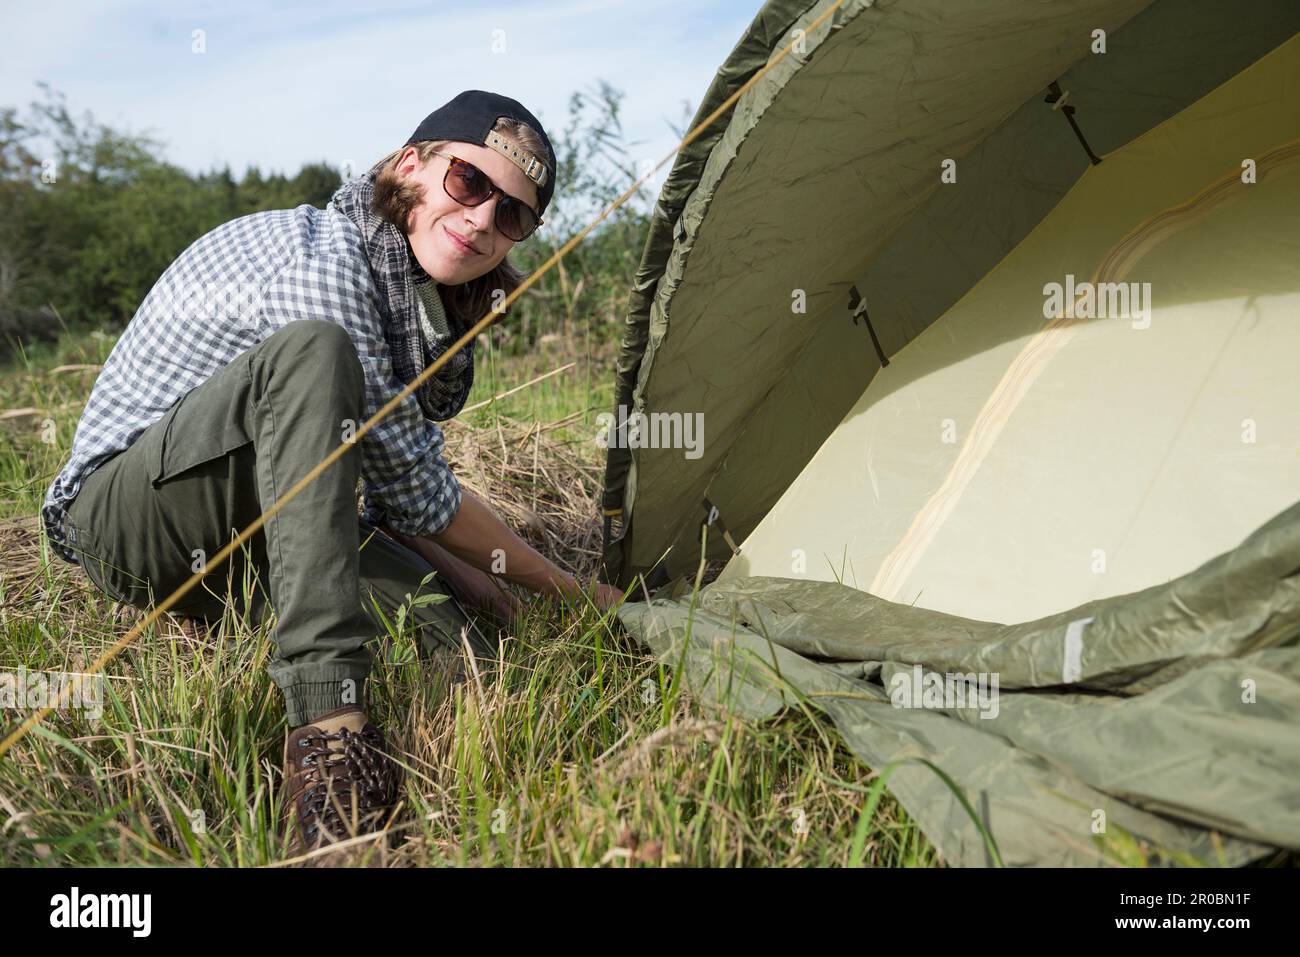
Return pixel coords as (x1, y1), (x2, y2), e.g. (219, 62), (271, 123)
(0, 323), (938, 867)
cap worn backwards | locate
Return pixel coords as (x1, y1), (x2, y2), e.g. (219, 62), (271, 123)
(405, 90), (557, 217)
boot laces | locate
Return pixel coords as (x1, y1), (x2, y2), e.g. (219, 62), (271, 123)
(296, 725), (393, 841)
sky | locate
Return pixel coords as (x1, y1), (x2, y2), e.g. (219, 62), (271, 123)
(0, 0), (760, 185)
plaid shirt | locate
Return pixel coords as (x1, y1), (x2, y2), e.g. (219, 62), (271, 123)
(42, 203), (462, 564)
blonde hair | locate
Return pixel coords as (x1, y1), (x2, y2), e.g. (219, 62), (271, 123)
(370, 117), (549, 327)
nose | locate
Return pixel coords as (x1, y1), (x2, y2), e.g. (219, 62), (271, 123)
(463, 193), (498, 235)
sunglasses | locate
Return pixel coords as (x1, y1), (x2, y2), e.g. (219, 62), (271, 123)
(430, 150), (543, 242)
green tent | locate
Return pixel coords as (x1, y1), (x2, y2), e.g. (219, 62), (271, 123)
(602, 0), (1300, 865)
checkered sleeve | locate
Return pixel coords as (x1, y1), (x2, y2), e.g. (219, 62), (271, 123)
(261, 252), (463, 536)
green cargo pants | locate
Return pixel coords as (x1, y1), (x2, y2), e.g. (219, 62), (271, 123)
(64, 320), (495, 726)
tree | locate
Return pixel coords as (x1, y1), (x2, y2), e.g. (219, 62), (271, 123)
(0, 88), (347, 353)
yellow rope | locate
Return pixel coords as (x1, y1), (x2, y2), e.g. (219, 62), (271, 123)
(0, 0), (849, 761)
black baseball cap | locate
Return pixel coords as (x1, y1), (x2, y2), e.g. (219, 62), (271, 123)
(405, 90), (557, 216)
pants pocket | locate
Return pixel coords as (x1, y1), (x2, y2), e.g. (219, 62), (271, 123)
(150, 387), (251, 488)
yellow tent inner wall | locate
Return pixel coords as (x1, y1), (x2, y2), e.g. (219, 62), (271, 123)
(721, 34), (1300, 623)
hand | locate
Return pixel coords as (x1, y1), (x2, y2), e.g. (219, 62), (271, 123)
(448, 563), (523, 622)
(547, 572), (624, 613)
(590, 582), (625, 613)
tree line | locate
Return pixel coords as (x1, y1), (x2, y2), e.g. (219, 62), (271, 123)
(0, 82), (663, 359)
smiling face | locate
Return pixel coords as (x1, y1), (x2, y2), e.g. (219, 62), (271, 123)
(393, 141), (540, 285)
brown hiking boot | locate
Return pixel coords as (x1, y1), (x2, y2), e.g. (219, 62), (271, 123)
(282, 706), (400, 858)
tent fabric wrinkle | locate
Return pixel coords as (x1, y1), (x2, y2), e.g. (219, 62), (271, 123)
(603, 0), (1300, 866)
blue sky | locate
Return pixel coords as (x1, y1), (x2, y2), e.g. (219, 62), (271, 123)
(1, 0), (759, 182)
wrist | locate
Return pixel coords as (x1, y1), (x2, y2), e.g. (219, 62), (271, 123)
(515, 559), (578, 599)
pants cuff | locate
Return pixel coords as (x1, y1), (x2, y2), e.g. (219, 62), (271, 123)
(279, 677), (369, 727)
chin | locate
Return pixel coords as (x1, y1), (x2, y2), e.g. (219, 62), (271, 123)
(425, 261), (458, 283)
(411, 250), (460, 284)
(435, 262), (479, 284)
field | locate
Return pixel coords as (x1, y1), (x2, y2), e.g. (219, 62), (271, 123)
(0, 325), (938, 867)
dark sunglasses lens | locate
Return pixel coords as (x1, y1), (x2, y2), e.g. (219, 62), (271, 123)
(497, 198), (538, 241)
(445, 157), (538, 240)
(445, 159), (491, 203)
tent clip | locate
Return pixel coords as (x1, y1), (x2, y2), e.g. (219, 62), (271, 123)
(1045, 81), (1101, 166)
(848, 284), (889, 368)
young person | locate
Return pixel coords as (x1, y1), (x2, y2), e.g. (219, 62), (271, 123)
(41, 90), (623, 852)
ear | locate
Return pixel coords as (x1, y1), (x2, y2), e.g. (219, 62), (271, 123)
(394, 146), (421, 179)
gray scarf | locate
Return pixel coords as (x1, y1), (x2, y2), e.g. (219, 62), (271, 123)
(327, 164), (474, 422)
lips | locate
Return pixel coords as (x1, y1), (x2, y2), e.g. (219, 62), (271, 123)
(444, 226), (480, 255)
